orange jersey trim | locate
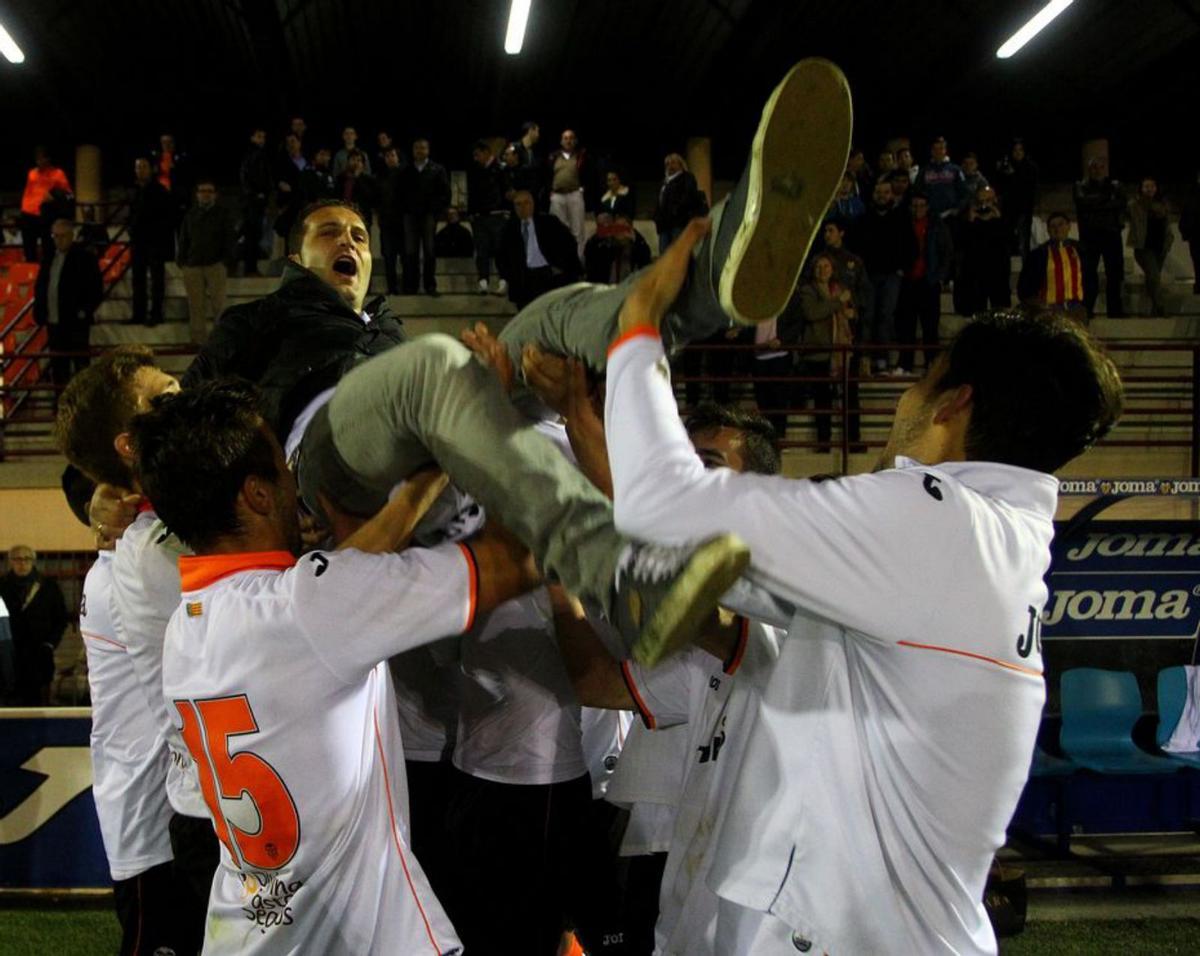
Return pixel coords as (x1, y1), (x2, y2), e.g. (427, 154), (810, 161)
(372, 707), (445, 954)
(179, 551), (297, 591)
(897, 640), (1043, 678)
(457, 543), (479, 632)
(606, 325), (661, 359)
(723, 617), (750, 675)
(620, 659), (657, 729)
(81, 629), (127, 650)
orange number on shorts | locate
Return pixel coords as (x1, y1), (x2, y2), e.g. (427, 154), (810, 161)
(175, 696), (300, 870)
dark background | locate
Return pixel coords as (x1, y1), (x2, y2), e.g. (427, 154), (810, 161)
(1, 0), (1198, 191)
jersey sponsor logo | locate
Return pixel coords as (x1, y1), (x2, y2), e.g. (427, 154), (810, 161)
(1016, 605), (1042, 659)
(922, 474), (943, 501)
(1047, 521), (1200, 640)
(309, 554), (329, 577)
(697, 716), (727, 765)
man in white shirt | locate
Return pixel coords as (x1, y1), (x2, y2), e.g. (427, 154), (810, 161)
(132, 379), (543, 955)
(600, 220), (1124, 954)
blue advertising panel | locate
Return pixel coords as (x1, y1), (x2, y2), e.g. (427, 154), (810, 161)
(0, 708), (108, 889)
(1046, 521), (1200, 642)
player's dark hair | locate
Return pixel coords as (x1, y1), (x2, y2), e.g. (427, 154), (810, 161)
(287, 198), (364, 255)
(1046, 210), (1071, 226)
(131, 381), (281, 552)
(932, 310), (1123, 473)
(54, 346), (157, 486)
(684, 402), (781, 476)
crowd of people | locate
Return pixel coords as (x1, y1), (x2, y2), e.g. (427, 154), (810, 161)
(19, 59), (1135, 956)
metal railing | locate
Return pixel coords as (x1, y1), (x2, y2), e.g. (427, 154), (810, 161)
(2, 339), (1196, 474)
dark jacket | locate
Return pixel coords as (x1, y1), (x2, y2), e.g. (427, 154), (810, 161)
(467, 160), (508, 216)
(403, 161), (452, 217)
(178, 202), (236, 267)
(655, 172), (708, 234)
(584, 229), (652, 284)
(300, 165), (336, 204)
(0, 569), (68, 690)
(497, 214), (582, 291)
(183, 263), (407, 440)
(434, 222), (474, 258)
(995, 154), (1038, 216)
(855, 205), (916, 276)
(599, 188), (636, 220)
(240, 144), (274, 201)
(34, 243), (103, 328)
(1074, 177), (1126, 235)
(129, 179), (175, 255)
(377, 166), (406, 227)
(336, 174), (379, 229)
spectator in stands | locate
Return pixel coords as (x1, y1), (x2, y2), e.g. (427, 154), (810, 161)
(876, 149), (897, 182)
(1074, 156), (1127, 318)
(434, 206), (474, 259)
(897, 193), (952, 373)
(377, 147), (406, 295)
(274, 132), (308, 241)
(18, 147), (73, 263)
(547, 129), (587, 258)
(514, 121), (541, 167)
(334, 126), (371, 177)
(0, 546), (68, 706)
(1127, 176), (1173, 316)
(995, 138), (1039, 256)
(599, 170), (635, 221)
(375, 130), (396, 171)
(77, 205), (110, 259)
(468, 140), (510, 295)
(896, 146), (918, 185)
(584, 213), (651, 285)
(820, 219), (871, 307)
(887, 168), (912, 212)
(151, 133), (190, 228)
(498, 189), (582, 308)
(238, 128), (272, 276)
(1017, 211), (1086, 316)
(960, 152), (988, 200)
(501, 144), (540, 206)
(289, 115), (308, 146)
(655, 152), (708, 253)
(34, 218), (102, 387)
(793, 252), (862, 452)
(828, 173), (865, 225)
(957, 186), (1012, 315)
(129, 157), (174, 327)
(918, 136), (967, 219)
(1182, 170), (1200, 294)
(178, 180), (235, 345)
(337, 150), (378, 229)
(857, 180), (915, 374)
(402, 138), (451, 296)
(300, 147), (336, 203)
(847, 148), (873, 197)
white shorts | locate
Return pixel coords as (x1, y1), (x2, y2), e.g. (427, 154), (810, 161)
(714, 898), (816, 955)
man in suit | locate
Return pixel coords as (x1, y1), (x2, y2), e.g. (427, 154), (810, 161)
(498, 190), (582, 308)
(35, 218), (103, 386)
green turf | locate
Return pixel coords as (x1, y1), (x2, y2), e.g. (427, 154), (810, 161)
(0, 909), (120, 956)
(1002, 918), (1200, 954)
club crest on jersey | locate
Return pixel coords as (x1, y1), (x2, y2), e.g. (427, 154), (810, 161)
(186, 601), (203, 617)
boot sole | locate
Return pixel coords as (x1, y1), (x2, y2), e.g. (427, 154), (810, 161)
(719, 59), (854, 325)
(631, 534), (751, 668)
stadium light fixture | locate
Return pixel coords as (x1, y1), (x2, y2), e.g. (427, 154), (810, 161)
(996, 0), (1075, 59)
(504, 0), (532, 55)
(0, 19), (25, 64)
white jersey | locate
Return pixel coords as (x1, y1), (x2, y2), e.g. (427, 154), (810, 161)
(607, 333), (1052, 956)
(454, 589), (586, 785)
(163, 546), (474, 955)
(621, 623), (780, 955)
(389, 640), (460, 763)
(110, 509), (206, 818)
(580, 706), (633, 799)
(606, 721), (686, 856)
(80, 551), (174, 881)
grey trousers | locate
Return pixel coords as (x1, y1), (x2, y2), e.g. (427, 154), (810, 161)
(498, 193), (738, 374)
(298, 334), (622, 614)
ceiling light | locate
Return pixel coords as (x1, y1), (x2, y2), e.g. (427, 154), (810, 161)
(505, 0), (531, 55)
(997, 0), (1075, 59)
(0, 20), (25, 64)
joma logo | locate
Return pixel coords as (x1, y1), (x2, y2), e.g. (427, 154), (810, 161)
(1066, 532), (1200, 561)
(1042, 589), (1193, 626)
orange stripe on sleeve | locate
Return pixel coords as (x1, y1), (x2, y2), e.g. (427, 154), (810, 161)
(457, 542), (479, 632)
(620, 660), (657, 730)
(897, 640), (1043, 677)
(606, 325), (661, 359)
